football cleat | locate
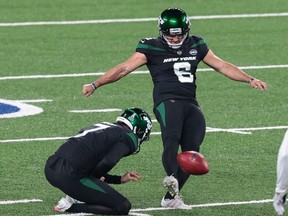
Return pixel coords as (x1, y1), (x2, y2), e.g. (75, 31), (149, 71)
(161, 195), (192, 209)
(163, 175), (179, 196)
(273, 192), (287, 215)
(54, 195), (83, 212)
(54, 197), (73, 212)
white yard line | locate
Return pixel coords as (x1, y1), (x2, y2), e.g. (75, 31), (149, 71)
(69, 109), (122, 113)
(41, 198), (274, 216)
(206, 127), (252, 134)
(46, 214), (92, 216)
(130, 199), (273, 212)
(16, 99), (53, 103)
(0, 198), (274, 216)
(0, 64), (287, 81)
(0, 199), (43, 204)
(0, 137), (69, 143)
(0, 12), (288, 27)
(1, 125), (288, 143)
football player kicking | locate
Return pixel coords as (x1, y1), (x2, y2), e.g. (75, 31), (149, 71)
(82, 8), (267, 209)
(44, 108), (152, 215)
(273, 130), (288, 215)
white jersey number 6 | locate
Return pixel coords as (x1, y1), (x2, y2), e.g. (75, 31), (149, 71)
(173, 62), (194, 83)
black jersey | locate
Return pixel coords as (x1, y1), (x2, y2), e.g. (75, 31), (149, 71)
(136, 36), (209, 107)
(54, 122), (138, 178)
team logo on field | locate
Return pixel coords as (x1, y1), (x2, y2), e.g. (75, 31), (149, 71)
(189, 49), (197, 55)
(0, 99), (43, 118)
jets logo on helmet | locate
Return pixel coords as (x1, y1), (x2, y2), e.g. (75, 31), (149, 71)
(127, 113), (136, 122)
(158, 17), (165, 25)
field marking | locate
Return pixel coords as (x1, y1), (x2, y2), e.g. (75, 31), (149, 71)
(0, 137), (70, 143)
(0, 198), (274, 216)
(206, 127), (252, 134)
(131, 199), (273, 212)
(44, 213), (149, 216)
(43, 198), (274, 216)
(1, 125), (288, 143)
(46, 214), (92, 216)
(129, 213), (151, 216)
(0, 12), (288, 27)
(16, 99), (53, 103)
(69, 109), (122, 113)
(0, 64), (288, 81)
(0, 199), (43, 204)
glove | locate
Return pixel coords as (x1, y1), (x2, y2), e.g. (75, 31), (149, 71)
(273, 193), (287, 215)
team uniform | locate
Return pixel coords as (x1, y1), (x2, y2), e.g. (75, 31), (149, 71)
(136, 36), (209, 191)
(45, 122), (139, 215)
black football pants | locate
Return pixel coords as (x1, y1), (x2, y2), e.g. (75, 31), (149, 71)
(154, 99), (206, 196)
(45, 155), (131, 215)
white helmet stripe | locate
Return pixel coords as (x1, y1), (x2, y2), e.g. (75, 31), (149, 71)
(116, 117), (133, 130)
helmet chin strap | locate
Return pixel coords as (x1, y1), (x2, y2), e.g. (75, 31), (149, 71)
(161, 32), (188, 49)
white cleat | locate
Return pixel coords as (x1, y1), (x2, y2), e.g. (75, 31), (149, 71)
(54, 195), (84, 212)
(54, 197), (73, 212)
(273, 193), (287, 215)
(161, 195), (192, 209)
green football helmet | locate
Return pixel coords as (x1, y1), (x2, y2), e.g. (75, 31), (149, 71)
(116, 108), (153, 144)
(158, 8), (191, 49)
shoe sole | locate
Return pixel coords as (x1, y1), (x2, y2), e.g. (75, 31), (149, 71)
(163, 180), (178, 196)
(54, 206), (64, 212)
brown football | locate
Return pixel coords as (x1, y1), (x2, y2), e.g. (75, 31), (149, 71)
(177, 151), (209, 175)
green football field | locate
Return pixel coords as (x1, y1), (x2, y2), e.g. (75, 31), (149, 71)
(1, 0), (288, 215)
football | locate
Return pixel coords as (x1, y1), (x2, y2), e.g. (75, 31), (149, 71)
(177, 151), (209, 175)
